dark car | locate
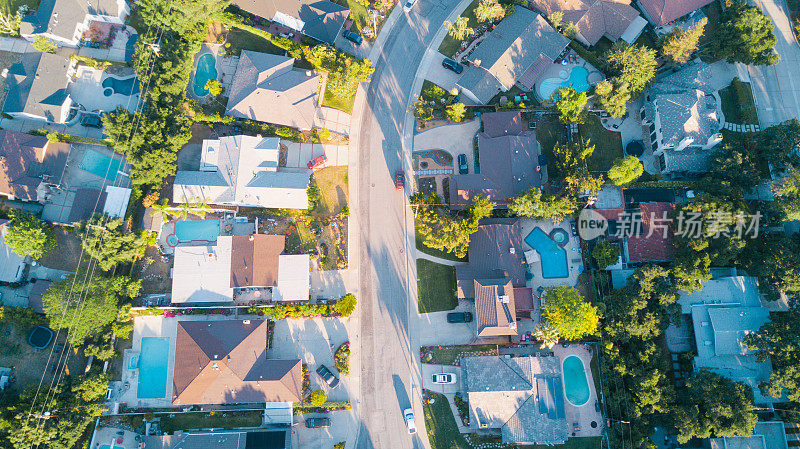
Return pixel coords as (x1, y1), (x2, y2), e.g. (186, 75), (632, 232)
(447, 312), (473, 323)
(457, 154), (468, 174)
(305, 417), (332, 428)
(441, 58), (463, 74)
(316, 364), (340, 388)
(80, 114), (103, 128)
(343, 29), (363, 45)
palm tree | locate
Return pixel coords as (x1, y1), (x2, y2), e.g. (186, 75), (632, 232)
(149, 199), (174, 219)
(475, 0), (505, 23)
(174, 203), (193, 220)
(188, 197), (213, 219)
(446, 16), (474, 41)
(533, 324), (560, 349)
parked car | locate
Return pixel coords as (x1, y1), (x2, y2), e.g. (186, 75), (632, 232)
(316, 364), (340, 388)
(80, 114), (103, 128)
(395, 170), (405, 190)
(447, 312), (473, 323)
(457, 153), (468, 174)
(431, 373), (457, 384)
(305, 417), (332, 428)
(342, 29), (363, 45)
(403, 408), (417, 434)
(307, 155), (327, 169)
(403, 0), (418, 12)
(441, 58), (463, 74)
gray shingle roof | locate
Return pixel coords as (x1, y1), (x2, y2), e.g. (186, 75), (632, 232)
(660, 147), (712, 174)
(21, 0), (123, 42)
(456, 220), (527, 298)
(530, 0), (641, 45)
(3, 53), (71, 122)
(232, 0), (349, 43)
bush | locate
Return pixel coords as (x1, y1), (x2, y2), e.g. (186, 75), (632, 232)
(308, 389), (327, 406)
(334, 443), (345, 449)
(592, 240), (620, 269)
(334, 341), (351, 376)
(0, 305), (44, 329)
(32, 36), (56, 53)
(334, 293), (357, 317)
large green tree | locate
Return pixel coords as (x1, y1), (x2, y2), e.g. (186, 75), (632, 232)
(509, 187), (577, 222)
(135, 0), (228, 36)
(42, 273), (141, 346)
(413, 193), (495, 258)
(3, 210), (56, 259)
(754, 119), (800, 172)
(592, 240), (620, 269)
(76, 216), (153, 271)
(703, 144), (762, 198)
(711, 1), (779, 66)
(596, 44), (656, 117)
(774, 168), (800, 220)
(553, 141), (604, 195)
(607, 155), (643, 185)
(553, 86), (587, 124)
(740, 233), (800, 301)
(744, 309), (800, 405)
(542, 286), (599, 340)
(660, 18), (707, 65)
(475, 0), (504, 23)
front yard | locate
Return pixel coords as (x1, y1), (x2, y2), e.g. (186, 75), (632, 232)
(416, 259), (458, 313)
(437, 0), (481, 57)
(323, 86), (356, 114)
(719, 77), (759, 125)
(415, 220), (467, 262)
(420, 344), (498, 365)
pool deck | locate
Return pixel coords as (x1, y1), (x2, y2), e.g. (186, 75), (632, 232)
(552, 343), (604, 438)
(519, 219), (583, 289)
(189, 44), (237, 103)
(533, 53), (604, 102)
(157, 216), (256, 254)
(69, 65), (140, 113)
(116, 315), (177, 408)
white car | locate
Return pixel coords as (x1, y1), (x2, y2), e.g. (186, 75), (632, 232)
(431, 373), (457, 384)
(402, 0), (418, 12)
(403, 408), (417, 434)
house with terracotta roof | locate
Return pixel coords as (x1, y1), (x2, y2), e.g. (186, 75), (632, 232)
(232, 0), (349, 44)
(455, 8), (569, 104)
(529, 0), (647, 46)
(172, 319), (302, 405)
(448, 111), (545, 208)
(635, 0), (713, 28)
(474, 279), (518, 338)
(0, 130), (70, 202)
(171, 234), (310, 304)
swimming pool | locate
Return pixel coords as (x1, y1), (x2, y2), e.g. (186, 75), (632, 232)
(102, 75), (140, 97)
(193, 53), (218, 97)
(174, 219), (220, 242)
(137, 337), (169, 399)
(562, 356), (590, 406)
(79, 149), (124, 181)
(524, 227), (569, 278)
(538, 66), (591, 100)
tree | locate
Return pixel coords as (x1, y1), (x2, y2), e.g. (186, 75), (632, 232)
(674, 370), (757, 443)
(446, 16), (474, 40)
(592, 240), (620, 269)
(4, 210), (56, 259)
(553, 141), (604, 195)
(542, 286), (599, 340)
(0, 8), (21, 36)
(308, 389), (327, 406)
(562, 22), (579, 39)
(204, 79), (224, 96)
(446, 102), (467, 122)
(703, 144), (762, 198)
(76, 216), (153, 271)
(335, 293), (357, 317)
(553, 86), (587, 124)
(711, 1), (779, 66)
(42, 273), (141, 346)
(509, 187), (578, 222)
(741, 234), (800, 301)
(533, 324), (559, 348)
(754, 119), (800, 172)
(414, 194), (494, 258)
(548, 11), (563, 29)
(607, 155), (643, 185)
(605, 43), (657, 94)
(475, 0), (504, 23)
(744, 308), (800, 405)
(31, 35), (56, 53)
(774, 168), (800, 220)
(660, 18), (707, 65)
(136, 0), (229, 36)
(594, 79), (630, 118)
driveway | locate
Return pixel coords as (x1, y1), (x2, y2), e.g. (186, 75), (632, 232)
(284, 142), (349, 169)
(423, 52), (461, 91)
(294, 409), (359, 449)
(420, 364), (462, 395)
(317, 107), (353, 137)
(334, 33), (371, 59)
(416, 299), (476, 346)
(412, 118), (480, 174)
(747, 0), (800, 127)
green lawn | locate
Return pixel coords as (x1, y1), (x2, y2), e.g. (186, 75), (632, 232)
(334, 0), (369, 33)
(518, 437), (602, 449)
(415, 221), (467, 262)
(312, 166), (349, 215)
(718, 78), (759, 125)
(322, 86), (356, 114)
(579, 113), (623, 173)
(108, 411), (263, 435)
(536, 115), (568, 180)
(437, 0), (481, 57)
(225, 29), (285, 56)
(416, 259), (458, 313)
(0, 0), (38, 13)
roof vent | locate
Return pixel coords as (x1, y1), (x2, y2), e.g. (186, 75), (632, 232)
(509, 247), (515, 254)
(243, 320), (250, 325)
(249, 234), (255, 241)
(499, 295), (509, 304)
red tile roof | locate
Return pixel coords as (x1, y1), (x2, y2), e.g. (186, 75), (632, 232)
(637, 0), (713, 27)
(475, 279), (518, 337)
(626, 202), (676, 262)
(230, 234), (285, 288)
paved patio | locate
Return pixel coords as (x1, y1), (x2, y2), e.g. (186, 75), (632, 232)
(69, 65), (140, 113)
(77, 25), (138, 63)
(551, 344), (604, 438)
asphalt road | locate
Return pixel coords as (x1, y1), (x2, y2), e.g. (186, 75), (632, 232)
(351, 1), (457, 448)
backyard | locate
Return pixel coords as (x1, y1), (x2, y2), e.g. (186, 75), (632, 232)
(335, 0), (369, 34)
(38, 226), (82, 271)
(132, 246), (173, 295)
(579, 113), (623, 173)
(416, 259), (458, 313)
(535, 114), (568, 180)
(224, 28), (285, 56)
(103, 410), (263, 434)
(719, 77), (759, 125)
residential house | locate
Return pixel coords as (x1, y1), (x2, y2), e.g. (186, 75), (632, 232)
(709, 421), (789, 449)
(0, 220), (26, 283)
(461, 355), (568, 445)
(456, 8), (569, 104)
(173, 134), (311, 210)
(529, 0), (647, 46)
(232, 0), (349, 44)
(172, 319), (302, 405)
(20, 0), (129, 47)
(3, 53), (73, 123)
(449, 111), (544, 208)
(474, 279), (518, 338)
(42, 185), (131, 224)
(226, 51), (322, 131)
(636, 0), (713, 28)
(95, 429), (292, 449)
(171, 234), (310, 304)
(0, 130), (70, 202)
(456, 219), (527, 298)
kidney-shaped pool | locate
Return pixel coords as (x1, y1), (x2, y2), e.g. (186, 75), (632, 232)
(562, 355), (591, 406)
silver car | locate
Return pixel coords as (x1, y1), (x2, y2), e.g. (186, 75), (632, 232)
(403, 408), (417, 434)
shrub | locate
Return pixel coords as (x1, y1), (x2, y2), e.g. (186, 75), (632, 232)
(0, 305), (44, 329)
(32, 35), (56, 53)
(308, 389), (327, 406)
(334, 341), (351, 376)
(334, 293), (357, 317)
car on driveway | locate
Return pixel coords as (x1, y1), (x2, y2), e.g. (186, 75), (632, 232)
(402, 0), (418, 12)
(457, 153), (468, 174)
(447, 312), (473, 323)
(403, 408), (417, 434)
(432, 373), (457, 384)
(441, 58), (463, 74)
(81, 114), (103, 128)
(316, 364), (340, 388)
(395, 170), (405, 190)
(305, 417), (332, 428)
(342, 29), (363, 45)
(307, 155), (327, 169)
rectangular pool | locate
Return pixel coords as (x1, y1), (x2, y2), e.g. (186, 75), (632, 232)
(174, 219), (220, 242)
(524, 227), (569, 278)
(137, 337), (169, 399)
(79, 149), (124, 181)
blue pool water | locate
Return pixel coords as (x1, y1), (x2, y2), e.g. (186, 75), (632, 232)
(193, 53), (218, 97)
(137, 337), (169, 399)
(538, 66), (591, 100)
(174, 219), (220, 242)
(79, 149), (124, 181)
(101, 75), (140, 97)
(524, 227), (569, 278)
(562, 356), (590, 406)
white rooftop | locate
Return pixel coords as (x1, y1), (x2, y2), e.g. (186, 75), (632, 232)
(678, 275), (762, 313)
(171, 237), (234, 303)
(274, 254), (310, 301)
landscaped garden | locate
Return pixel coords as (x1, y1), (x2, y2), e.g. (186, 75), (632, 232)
(416, 259), (458, 313)
(719, 77), (759, 125)
(437, 0), (481, 57)
(419, 344), (497, 365)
